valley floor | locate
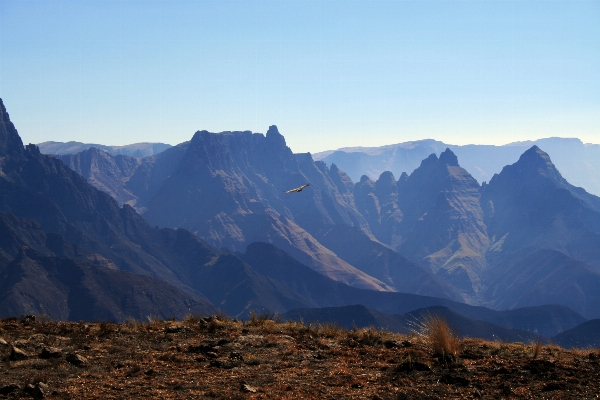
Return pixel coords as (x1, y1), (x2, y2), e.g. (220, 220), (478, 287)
(1, 316), (599, 399)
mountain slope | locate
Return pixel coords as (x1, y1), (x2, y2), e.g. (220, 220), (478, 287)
(314, 225), (461, 301)
(138, 126), (390, 291)
(0, 98), (234, 320)
(482, 146), (600, 270)
(283, 305), (540, 342)
(0, 247), (216, 321)
(551, 319), (600, 349)
(482, 248), (600, 319)
(353, 149), (489, 297)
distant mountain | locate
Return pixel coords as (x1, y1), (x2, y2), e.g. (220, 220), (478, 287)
(37, 141), (171, 158)
(314, 138), (600, 197)
(314, 225), (461, 301)
(353, 149), (489, 297)
(283, 304), (407, 332)
(20, 93), (600, 327)
(481, 145), (600, 266)
(59, 126), (404, 292)
(345, 144), (600, 318)
(224, 242), (584, 336)
(283, 305), (540, 342)
(0, 247), (215, 321)
(552, 319), (600, 349)
(0, 98), (226, 320)
(55, 142), (190, 207)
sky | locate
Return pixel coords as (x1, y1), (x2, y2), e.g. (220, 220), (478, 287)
(0, 0), (598, 154)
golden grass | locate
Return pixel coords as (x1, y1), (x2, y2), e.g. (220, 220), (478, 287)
(411, 313), (460, 359)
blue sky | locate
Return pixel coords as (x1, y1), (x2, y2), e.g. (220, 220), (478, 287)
(1, 0), (598, 153)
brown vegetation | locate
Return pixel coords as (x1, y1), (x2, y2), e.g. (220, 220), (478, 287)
(1, 314), (599, 399)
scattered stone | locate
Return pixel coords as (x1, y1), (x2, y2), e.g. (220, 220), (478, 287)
(187, 344), (213, 354)
(66, 353), (88, 366)
(2, 323), (18, 330)
(21, 315), (36, 325)
(440, 373), (471, 387)
(9, 346), (29, 361)
(0, 384), (20, 395)
(210, 359), (240, 369)
(542, 382), (567, 392)
(39, 347), (62, 359)
(240, 383), (257, 393)
(23, 382), (49, 399)
(396, 361), (431, 372)
(165, 325), (184, 333)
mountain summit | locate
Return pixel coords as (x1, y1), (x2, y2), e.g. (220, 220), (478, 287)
(0, 99), (24, 158)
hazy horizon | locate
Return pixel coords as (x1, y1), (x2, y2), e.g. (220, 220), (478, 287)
(1, 0), (598, 154)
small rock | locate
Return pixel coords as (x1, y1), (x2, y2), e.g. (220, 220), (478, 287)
(0, 337), (8, 346)
(187, 344), (213, 354)
(66, 353), (87, 366)
(240, 383), (257, 393)
(40, 347), (62, 359)
(9, 346), (29, 361)
(164, 325), (183, 334)
(23, 382), (49, 399)
(396, 361), (431, 372)
(21, 315), (36, 324)
(0, 384), (20, 395)
(206, 351), (218, 359)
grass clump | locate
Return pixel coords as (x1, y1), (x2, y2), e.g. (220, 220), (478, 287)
(412, 313), (460, 360)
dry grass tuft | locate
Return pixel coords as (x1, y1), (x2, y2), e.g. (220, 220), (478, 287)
(412, 313), (460, 359)
(531, 338), (543, 359)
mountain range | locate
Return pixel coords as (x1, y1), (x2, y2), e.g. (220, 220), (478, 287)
(314, 138), (600, 197)
(3, 98), (600, 347)
(37, 141), (171, 158)
(47, 113), (600, 320)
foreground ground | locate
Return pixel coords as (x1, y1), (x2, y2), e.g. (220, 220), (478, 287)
(1, 315), (599, 399)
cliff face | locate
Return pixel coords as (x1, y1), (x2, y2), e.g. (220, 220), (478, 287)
(0, 100), (24, 159)
(482, 145), (600, 263)
(137, 126), (391, 291)
(0, 98), (225, 320)
(353, 145), (600, 317)
(353, 149), (489, 297)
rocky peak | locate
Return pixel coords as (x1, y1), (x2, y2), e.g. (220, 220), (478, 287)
(439, 148), (459, 166)
(516, 145), (564, 181)
(419, 153), (439, 169)
(266, 125), (283, 141)
(0, 99), (24, 158)
(359, 175), (372, 184)
(375, 171), (397, 196)
(487, 146), (568, 192)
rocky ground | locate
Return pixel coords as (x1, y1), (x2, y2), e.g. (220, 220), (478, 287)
(1, 315), (599, 399)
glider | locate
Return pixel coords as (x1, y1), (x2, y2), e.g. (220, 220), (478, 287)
(284, 183), (310, 194)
